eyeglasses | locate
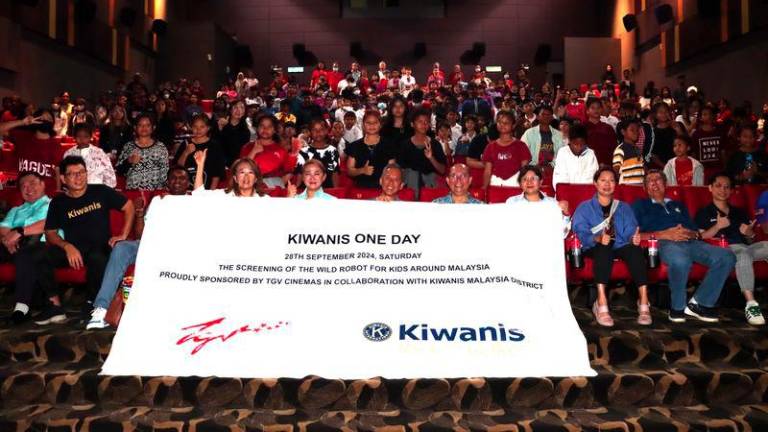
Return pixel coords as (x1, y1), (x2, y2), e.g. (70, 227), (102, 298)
(448, 173), (469, 180)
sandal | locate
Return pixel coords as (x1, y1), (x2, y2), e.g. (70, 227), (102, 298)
(637, 302), (653, 326)
(592, 301), (614, 327)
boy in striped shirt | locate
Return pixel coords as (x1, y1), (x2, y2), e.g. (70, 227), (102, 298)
(613, 118), (645, 185)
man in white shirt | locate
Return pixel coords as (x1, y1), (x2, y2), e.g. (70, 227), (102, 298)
(552, 123), (599, 190)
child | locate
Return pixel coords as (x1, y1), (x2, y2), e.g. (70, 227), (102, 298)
(341, 110), (362, 145)
(455, 115), (478, 157)
(294, 119), (339, 189)
(663, 135), (704, 186)
(727, 124), (767, 184)
(436, 121), (454, 161)
(63, 123), (116, 187)
(275, 100), (296, 125)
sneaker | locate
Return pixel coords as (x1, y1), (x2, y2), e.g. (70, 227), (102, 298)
(10, 310), (29, 325)
(86, 307), (109, 330)
(668, 309), (686, 323)
(684, 303), (720, 323)
(637, 302), (653, 326)
(745, 304), (766, 326)
(34, 305), (67, 325)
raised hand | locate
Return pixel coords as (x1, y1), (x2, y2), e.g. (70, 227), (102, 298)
(286, 183), (298, 198)
(740, 219), (757, 237)
(715, 212), (731, 230)
(193, 148), (208, 167)
(128, 150), (141, 165)
(362, 161), (374, 176)
(632, 227), (641, 246)
(424, 141), (433, 160)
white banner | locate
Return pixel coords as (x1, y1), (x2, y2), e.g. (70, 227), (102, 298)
(102, 196), (595, 378)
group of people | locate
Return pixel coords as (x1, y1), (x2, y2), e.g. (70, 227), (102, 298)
(1, 60), (767, 328)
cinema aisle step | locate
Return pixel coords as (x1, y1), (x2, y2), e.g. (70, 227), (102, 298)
(2, 403), (768, 431)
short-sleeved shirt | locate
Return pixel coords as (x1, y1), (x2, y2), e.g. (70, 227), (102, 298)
(691, 127), (726, 168)
(295, 145), (340, 189)
(432, 194), (483, 204)
(174, 138), (227, 189)
(45, 185), (127, 251)
(694, 204), (750, 245)
(675, 158), (694, 186)
(481, 140), (531, 180)
(346, 138), (398, 188)
(1, 196), (58, 241)
(11, 130), (66, 191)
(632, 198), (697, 233)
(397, 137), (447, 175)
(612, 142), (645, 185)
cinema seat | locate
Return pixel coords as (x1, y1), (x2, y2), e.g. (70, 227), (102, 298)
(266, 188), (286, 198)
(323, 187), (348, 199)
(487, 186), (521, 203)
(347, 187), (415, 201)
(616, 185), (646, 205)
(681, 186), (711, 219)
(556, 184), (595, 214)
(419, 187), (448, 202)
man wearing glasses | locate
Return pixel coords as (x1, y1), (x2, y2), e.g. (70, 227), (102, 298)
(432, 164), (483, 204)
(34, 156), (134, 325)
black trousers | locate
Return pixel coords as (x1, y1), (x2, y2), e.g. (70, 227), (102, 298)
(37, 243), (111, 299)
(585, 243), (649, 286)
(0, 241), (47, 306)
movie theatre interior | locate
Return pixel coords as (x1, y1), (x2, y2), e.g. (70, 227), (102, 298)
(2, 0), (768, 429)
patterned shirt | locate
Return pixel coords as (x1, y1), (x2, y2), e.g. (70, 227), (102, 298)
(116, 141), (169, 190)
(432, 194), (483, 204)
(63, 145), (117, 187)
(612, 142), (645, 185)
(295, 145), (340, 189)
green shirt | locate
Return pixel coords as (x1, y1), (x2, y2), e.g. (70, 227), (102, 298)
(0, 196), (58, 241)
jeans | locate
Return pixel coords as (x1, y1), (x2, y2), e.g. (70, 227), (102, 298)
(659, 239), (736, 310)
(93, 240), (140, 309)
(729, 241), (768, 293)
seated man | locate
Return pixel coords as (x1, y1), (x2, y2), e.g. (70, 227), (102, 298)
(694, 173), (766, 325)
(632, 169), (736, 323)
(0, 171), (53, 324)
(507, 165), (570, 237)
(87, 166), (190, 329)
(375, 164), (405, 202)
(433, 164), (483, 204)
(35, 156), (135, 325)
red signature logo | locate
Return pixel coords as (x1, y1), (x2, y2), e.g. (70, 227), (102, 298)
(176, 317), (288, 355)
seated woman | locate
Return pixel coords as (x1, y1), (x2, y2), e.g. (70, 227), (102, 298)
(287, 159), (337, 200)
(193, 149), (267, 198)
(572, 167), (650, 327)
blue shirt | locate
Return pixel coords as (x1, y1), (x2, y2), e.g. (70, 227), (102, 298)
(1, 196), (57, 241)
(1, 196), (50, 228)
(632, 197), (696, 233)
(432, 194), (484, 204)
(296, 188), (337, 201)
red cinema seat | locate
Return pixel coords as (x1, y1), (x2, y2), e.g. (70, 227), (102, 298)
(347, 187), (415, 201)
(469, 167), (485, 188)
(266, 188), (286, 198)
(616, 185), (647, 205)
(487, 186), (521, 204)
(556, 184), (595, 215)
(741, 184), (768, 220)
(323, 187), (348, 199)
(419, 187), (448, 202)
(728, 186), (748, 213)
(681, 186), (711, 219)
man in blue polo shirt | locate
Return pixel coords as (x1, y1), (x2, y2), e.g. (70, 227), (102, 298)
(633, 169), (736, 323)
(0, 171), (55, 324)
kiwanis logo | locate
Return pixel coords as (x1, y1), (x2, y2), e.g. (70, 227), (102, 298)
(363, 322), (392, 341)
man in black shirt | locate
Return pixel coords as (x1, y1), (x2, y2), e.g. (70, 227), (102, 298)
(35, 156), (135, 325)
(694, 173), (767, 325)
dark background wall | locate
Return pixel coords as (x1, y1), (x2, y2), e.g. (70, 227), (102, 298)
(177, 0), (611, 83)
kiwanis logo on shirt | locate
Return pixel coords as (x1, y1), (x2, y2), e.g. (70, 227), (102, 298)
(67, 201), (102, 219)
(363, 323), (525, 342)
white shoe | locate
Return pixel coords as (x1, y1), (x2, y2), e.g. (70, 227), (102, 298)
(86, 307), (109, 330)
(746, 303), (766, 326)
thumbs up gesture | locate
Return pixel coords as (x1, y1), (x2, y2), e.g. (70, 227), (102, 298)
(362, 161), (374, 176)
(715, 212), (730, 230)
(632, 227), (641, 246)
